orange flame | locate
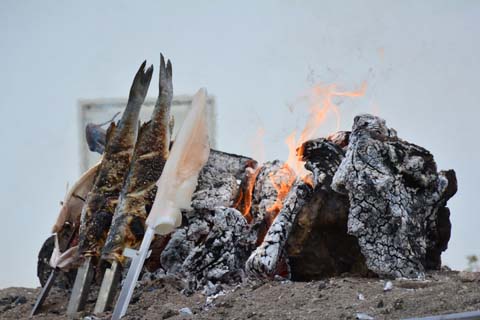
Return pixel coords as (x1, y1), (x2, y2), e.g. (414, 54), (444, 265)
(285, 82), (367, 179)
(266, 164), (296, 218)
(246, 81), (367, 239)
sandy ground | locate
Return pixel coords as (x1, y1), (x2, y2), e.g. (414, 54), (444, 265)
(1, 270), (479, 320)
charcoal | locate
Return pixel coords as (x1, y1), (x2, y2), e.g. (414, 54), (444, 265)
(287, 137), (368, 280)
(246, 179), (313, 278)
(192, 149), (256, 210)
(331, 114), (456, 278)
(182, 207), (255, 291)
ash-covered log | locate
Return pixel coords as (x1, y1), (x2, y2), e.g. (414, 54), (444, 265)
(182, 207), (255, 291)
(331, 114), (456, 279)
(192, 149), (257, 211)
(286, 136), (369, 280)
(155, 150), (257, 290)
(249, 161), (296, 245)
(246, 179), (313, 279)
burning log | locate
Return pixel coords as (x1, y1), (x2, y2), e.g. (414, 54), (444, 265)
(331, 114), (456, 279)
(286, 136), (369, 280)
(160, 150), (256, 285)
(182, 207), (255, 292)
(250, 161), (296, 245)
(192, 150), (257, 211)
(246, 179), (313, 279)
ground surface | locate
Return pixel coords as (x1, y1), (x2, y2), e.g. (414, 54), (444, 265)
(1, 271), (479, 320)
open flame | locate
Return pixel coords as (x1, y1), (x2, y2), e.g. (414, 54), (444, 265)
(285, 82), (367, 178)
(266, 165), (296, 219)
(262, 82), (367, 224)
(239, 81), (367, 231)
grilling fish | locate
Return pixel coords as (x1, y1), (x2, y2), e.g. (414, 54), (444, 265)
(77, 61), (153, 258)
(101, 54), (173, 265)
(67, 61), (153, 316)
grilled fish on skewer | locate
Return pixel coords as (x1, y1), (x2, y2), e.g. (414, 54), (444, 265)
(67, 61), (153, 315)
(101, 54), (173, 265)
(78, 61), (153, 258)
(93, 55), (172, 313)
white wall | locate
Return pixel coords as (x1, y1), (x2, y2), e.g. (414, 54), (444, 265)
(0, 0), (478, 288)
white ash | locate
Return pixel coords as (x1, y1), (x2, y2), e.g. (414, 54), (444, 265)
(246, 179), (313, 278)
(182, 207), (256, 292)
(192, 149), (256, 210)
(332, 114), (454, 279)
(251, 160), (295, 223)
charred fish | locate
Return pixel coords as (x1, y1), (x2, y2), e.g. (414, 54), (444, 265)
(94, 54), (173, 313)
(67, 61), (153, 315)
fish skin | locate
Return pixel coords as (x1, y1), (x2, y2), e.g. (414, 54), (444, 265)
(78, 61), (154, 258)
(52, 162), (101, 235)
(101, 54), (173, 264)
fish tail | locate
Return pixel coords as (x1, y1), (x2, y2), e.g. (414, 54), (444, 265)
(116, 61), (154, 136)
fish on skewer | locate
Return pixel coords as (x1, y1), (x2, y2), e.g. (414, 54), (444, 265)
(67, 61), (153, 315)
(78, 61), (153, 258)
(102, 54), (172, 265)
(94, 55), (173, 313)
(112, 88), (210, 319)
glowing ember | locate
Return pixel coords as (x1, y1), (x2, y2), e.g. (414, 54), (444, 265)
(266, 165), (296, 220)
(234, 166), (260, 223)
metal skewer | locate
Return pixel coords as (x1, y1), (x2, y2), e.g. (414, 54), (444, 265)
(30, 230), (75, 317)
(111, 227), (155, 320)
(66, 256), (95, 316)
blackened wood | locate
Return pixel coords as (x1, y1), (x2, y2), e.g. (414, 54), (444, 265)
(191, 150), (257, 211)
(182, 207), (255, 291)
(332, 114), (455, 279)
(246, 179), (313, 279)
(287, 137), (369, 280)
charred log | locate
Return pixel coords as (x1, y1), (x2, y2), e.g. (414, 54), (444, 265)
(250, 161), (296, 245)
(192, 150), (257, 211)
(425, 169), (457, 270)
(287, 137), (369, 281)
(157, 151), (257, 289)
(331, 114), (455, 279)
(246, 179), (313, 279)
(182, 207), (255, 291)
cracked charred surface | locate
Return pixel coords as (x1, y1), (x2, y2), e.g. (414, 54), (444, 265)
(192, 150), (257, 211)
(157, 151), (257, 291)
(182, 208), (255, 292)
(331, 114), (456, 279)
(101, 55), (172, 265)
(250, 161), (296, 246)
(246, 179), (313, 279)
(287, 136), (369, 280)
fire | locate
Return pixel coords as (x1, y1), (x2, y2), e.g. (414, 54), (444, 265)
(285, 82), (367, 179)
(243, 81), (366, 233)
(266, 165), (296, 219)
(234, 166), (260, 223)
(264, 82), (367, 224)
